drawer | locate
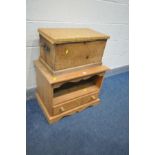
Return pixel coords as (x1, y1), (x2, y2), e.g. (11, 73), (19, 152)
(53, 92), (99, 115)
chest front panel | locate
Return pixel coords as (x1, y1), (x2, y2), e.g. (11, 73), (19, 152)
(54, 40), (106, 70)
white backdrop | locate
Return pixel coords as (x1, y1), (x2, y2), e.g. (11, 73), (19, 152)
(26, 0), (129, 89)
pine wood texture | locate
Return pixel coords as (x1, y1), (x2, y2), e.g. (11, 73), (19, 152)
(36, 92), (100, 124)
(34, 60), (109, 124)
(53, 86), (99, 105)
(39, 57), (102, 75)
(34, 28), (110, 124)
(54, 40), (106, 70)
(53, 92), (99, 115)
(38, 28), (110, 44)
(34, 60), (109, 84)
(38, 28), (110, 72)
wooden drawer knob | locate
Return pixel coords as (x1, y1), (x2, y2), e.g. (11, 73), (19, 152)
(60, 107), (65, 112)
(91, 96), (96, 100)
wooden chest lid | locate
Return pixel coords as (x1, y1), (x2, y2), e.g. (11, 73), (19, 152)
(38, 28), (110, 44)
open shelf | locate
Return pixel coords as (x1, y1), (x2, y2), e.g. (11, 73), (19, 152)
(54, 75), (98, 97)
(53, 75), (100, 105)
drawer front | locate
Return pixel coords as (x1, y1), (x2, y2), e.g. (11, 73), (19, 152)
(53, 93), (99, 115)
(54, 40), (106, 70)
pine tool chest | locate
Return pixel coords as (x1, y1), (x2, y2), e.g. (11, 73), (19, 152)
(34, 28), (110, 124)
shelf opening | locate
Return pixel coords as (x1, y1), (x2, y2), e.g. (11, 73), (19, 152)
(53, 75), (99, 98)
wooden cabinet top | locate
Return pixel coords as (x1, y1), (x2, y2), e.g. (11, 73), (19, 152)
(38, 28), (110, 44)
(34, 60), (110, 84)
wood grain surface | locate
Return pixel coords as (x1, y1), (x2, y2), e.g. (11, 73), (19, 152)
(38, 28), (110, 44)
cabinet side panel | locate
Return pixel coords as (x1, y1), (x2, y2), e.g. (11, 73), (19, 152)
(35, 67), (53, 115)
